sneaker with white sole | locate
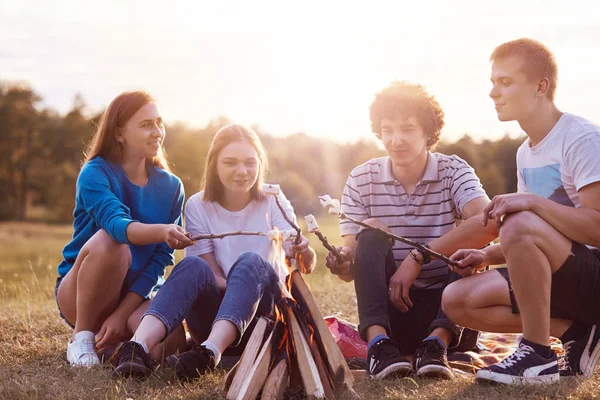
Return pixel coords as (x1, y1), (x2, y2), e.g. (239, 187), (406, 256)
(476, 342), (559, 385)
(66, 330), (100, 367)
(367, 338), (413, 379)
(414, 339), (454, 379)
(560, 324), (600, 378)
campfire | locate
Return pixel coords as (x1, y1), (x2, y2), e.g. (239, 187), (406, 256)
(219, 235), (354, 399)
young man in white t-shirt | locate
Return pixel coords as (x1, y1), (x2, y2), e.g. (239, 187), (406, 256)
(443, 38), (600, 385)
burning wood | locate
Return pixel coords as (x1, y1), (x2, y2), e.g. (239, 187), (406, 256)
(221, 266), (354, 399)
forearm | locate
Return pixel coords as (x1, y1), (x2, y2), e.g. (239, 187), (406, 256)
(531, 198), (600, 247)
(112, 291), (144, 319)
(126, 222), (165, 246)
(428, 214), (500, 259)
(483, 243), (505, 265)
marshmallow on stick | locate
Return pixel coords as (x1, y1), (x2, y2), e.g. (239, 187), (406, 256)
(262, 183), (302, 245)
(304, 214), (345, 264)
(318, 194), (461, 268)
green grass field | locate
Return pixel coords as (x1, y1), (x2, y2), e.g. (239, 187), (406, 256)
(1, 221), (599, 399)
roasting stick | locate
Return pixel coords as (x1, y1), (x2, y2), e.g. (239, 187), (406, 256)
(318, 195), (461, 268)
(304, 214), (345, 262)
(263, 184), (303, 245)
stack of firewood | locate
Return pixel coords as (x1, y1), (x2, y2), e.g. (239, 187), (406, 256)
(220, 270), (354, 400)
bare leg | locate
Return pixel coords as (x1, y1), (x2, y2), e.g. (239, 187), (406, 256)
(57, 230), (131, 336)
(500, 211), (572, 345)
(442, 269), (572, 337)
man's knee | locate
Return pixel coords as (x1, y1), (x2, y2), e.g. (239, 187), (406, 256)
(500, 211), (541, 244)
(441, 280), (469, 323)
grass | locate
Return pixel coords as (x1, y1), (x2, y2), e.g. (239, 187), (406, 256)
(1, 220), (599, 399)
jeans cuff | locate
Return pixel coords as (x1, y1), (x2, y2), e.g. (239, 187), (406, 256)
(214, 315), (244, 346)
(429, 317), (461, 348)
(143, 310), (173, 341)
(358, 317), (390, 343)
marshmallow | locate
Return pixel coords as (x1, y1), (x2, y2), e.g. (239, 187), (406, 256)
(319, 195), (341, 215)
(304, 214), (319, 232)
(262, 183), (281, 195)
(267, 229), (297, 242)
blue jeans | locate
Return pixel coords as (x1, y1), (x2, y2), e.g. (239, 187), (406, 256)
(143, 252), (280, 350)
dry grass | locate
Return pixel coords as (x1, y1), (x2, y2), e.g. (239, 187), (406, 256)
(1, 220), (599, 399)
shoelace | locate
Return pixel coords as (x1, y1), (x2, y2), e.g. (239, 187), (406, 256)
(72, 340), (97, 359)
(558, 341), (574, 373)
(375, 340), (402, 360)
(496, 344), (533, 369)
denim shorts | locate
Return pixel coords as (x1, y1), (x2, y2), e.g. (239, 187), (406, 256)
(54, 277), (75, 329)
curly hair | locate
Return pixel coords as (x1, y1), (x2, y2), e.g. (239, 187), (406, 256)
(369, 81), (445, 149)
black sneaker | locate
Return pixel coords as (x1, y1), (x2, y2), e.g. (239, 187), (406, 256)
(367, 338), (412, 379)
(560, 324), (600, 378)
(476, 342), (559, 385)
(110, 341), (155, 379)
(414, 339), (454, 379)
(165, 344), (216, 380)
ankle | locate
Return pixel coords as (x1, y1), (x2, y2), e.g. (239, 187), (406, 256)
(201, 340), (222, 365)
(367, 334), (389, 353)
(521, 338), (553, 359)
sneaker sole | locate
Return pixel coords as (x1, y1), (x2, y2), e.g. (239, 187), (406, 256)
(476, 369), (559, 385)
(371, 362), (413, 380)
(582, 325), (600, 378)
(416, 364), (454, 380)
(113, 362), (151, 379)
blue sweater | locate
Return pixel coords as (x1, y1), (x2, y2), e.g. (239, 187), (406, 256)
(57, 157), (185, 299)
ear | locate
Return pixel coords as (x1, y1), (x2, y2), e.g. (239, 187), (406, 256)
(536, 77), (550, 98)
(115, 127), (125, 144)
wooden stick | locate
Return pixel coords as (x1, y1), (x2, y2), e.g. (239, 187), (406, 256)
(313, 231), (344, 261)
(190, 231), (267, 241)
(260, 357), (289, 400)
(273, 195), (302, 245)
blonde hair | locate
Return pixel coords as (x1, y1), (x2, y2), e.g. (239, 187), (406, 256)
(201, 124), (268, 202)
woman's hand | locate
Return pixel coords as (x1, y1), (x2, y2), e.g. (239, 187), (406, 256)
(95, 310), (129, 350)
(162, 224), (194, 249)
(288, 235), (316, 274)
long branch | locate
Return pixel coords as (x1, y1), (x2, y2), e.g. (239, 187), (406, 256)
(273, 195), (302, 245)
(190, 231), (267, 241)
(339, 211), (461, 267)
(313, 231), (343, 260)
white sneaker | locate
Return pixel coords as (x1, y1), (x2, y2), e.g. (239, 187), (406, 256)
(67, 330), (101, 367)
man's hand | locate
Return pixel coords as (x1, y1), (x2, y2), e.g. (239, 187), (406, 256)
(449, 249), (489, 277)
(483, 193), (540, 227)
(96, 309), (129, 350)
(389, 253), (421, 312)
(325, 246), (354, 275)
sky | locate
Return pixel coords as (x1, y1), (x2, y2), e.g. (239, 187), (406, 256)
(2, 0), (600, 143)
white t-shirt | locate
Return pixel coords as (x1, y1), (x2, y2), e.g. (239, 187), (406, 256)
(184, 188), (295, 280)
(517, 112), (600, 209)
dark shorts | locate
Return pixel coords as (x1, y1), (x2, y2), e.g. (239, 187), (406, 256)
(54, 277), (75, 329)
(497, 241), (600, 324)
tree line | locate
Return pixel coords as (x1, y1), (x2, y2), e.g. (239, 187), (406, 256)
(0, 82), (524, 222)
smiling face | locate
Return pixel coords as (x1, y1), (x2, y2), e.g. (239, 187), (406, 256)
(489, 56), (540, 123)
(117, 102), (165, 161)
(216, 139), (260, 198)
(380, 115), (428, 168)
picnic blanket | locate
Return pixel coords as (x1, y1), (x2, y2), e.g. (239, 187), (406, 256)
(325, 316), (563, 374)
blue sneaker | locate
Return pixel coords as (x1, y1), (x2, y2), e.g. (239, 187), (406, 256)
(367, 338), (413, 379)
(476, 342), (559, 385)
(560, 324), (600, 378)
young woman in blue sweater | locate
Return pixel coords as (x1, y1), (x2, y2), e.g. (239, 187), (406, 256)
(55, 91), (193, 367)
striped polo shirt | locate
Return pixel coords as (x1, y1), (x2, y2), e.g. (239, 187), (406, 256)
(340, 152), (487, 290)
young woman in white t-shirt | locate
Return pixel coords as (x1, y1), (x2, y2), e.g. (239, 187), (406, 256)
(110, 124), (316, 379)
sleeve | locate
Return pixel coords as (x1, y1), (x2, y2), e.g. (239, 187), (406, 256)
(77, 163), (136, 244)
(184, 196), (214, 257)
(270, 190), (296, 232)
(128, 179), (184, 299)
(516, 145), (528, 193)
(565, 130), (600, 191)
(449, 158), (487, 219)
(339, 173), (369, 236)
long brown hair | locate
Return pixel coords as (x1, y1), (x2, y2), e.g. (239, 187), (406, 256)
(201, 124), (268, 202)
(83, 91), (170, 170)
